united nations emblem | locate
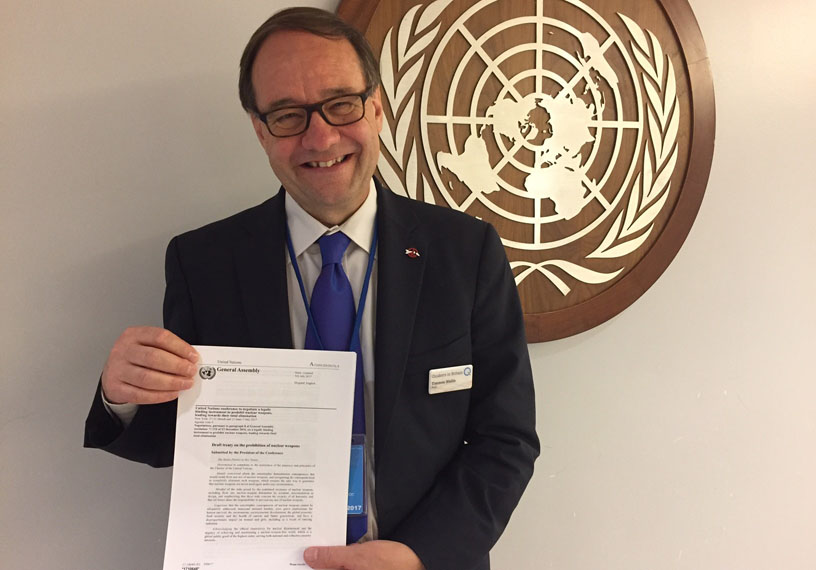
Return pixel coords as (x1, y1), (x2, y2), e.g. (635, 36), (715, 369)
(198, 366), (216, 380)
(339, 0), (715, 341)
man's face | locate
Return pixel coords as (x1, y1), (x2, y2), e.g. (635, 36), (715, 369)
(250, 31), (383, 226)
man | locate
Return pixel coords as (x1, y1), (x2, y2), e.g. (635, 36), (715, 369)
(85, 7), (538, 570)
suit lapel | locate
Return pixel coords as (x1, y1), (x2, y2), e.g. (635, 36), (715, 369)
(374, 184), (427, 463)
(234, 190), (294, 349)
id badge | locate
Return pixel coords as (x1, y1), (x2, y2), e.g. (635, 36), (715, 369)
(348, 434), (367, 517)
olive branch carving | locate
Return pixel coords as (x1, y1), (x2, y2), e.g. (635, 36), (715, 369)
(378, 0), (452, 203)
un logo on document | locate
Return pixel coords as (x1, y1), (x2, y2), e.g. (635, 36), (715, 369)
(199, 366), (216, 380)
(341, 0), (714, 340)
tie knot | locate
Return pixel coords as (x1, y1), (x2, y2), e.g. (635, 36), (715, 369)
(318, 232), (351, 266)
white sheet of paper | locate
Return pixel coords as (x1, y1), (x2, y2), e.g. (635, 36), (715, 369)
(162, 345), (356, 570)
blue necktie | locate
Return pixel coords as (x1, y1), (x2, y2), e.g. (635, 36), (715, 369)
(305, 232), (355, 352)
(304, 232), (367, 543)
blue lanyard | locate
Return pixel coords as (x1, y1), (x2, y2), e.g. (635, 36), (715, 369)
(285, 222), (378, 354)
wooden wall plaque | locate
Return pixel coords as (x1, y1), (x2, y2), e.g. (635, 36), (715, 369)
(338, 0), (715, 342)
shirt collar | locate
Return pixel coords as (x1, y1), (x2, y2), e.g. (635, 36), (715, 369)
(284, 179), (377, 259)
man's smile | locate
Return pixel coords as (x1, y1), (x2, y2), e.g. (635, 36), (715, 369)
(303, 154), (351, 168)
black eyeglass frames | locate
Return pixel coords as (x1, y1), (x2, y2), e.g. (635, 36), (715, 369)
(257, 88), (373, 137)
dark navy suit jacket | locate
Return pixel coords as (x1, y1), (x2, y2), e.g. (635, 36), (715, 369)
(85, 181), (539, 570)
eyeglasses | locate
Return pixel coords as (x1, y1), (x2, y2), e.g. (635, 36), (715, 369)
(257, 89), (372, 137)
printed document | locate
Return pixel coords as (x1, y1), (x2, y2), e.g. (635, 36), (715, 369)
(163, 345), (356, 570)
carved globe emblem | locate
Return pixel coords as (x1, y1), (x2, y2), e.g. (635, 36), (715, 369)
(377, 0), (680, 294)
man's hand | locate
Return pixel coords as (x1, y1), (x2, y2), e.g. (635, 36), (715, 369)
(304, 540), (425, 570)
(101, 326), (198, 405)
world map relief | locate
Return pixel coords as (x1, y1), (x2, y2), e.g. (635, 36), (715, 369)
(437, 33), (617, 221)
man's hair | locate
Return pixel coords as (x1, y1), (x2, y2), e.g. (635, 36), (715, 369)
(238, 7), (381, 114)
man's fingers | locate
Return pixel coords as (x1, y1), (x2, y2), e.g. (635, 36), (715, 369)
(102, 326), (199, 405)
(127, 326), (199, 362)
(128, 344), (197, 377)
(304, 545), (352, 569)
(109, 384), (181, 405)
(303, 541), (425, 570)
(124, 365), (194, 392)
(103, 365), (192, 404)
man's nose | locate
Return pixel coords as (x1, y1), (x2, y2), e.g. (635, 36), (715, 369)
(300, 110), (341, 150)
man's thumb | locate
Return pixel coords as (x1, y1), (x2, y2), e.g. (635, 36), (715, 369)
(304, 545), (349, 569)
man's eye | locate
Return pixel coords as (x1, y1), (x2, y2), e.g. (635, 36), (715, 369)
(326, 100), (356, 115)
(272, 111), (304, 126)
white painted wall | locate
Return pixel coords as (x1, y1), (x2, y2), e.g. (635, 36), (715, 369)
(1, 1), (813, 569)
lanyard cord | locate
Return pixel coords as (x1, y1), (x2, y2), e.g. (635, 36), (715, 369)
(285, 221), (378, 353)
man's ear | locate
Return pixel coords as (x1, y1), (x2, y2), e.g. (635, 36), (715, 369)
(369, 86), (384, 133)
(250, 113), (267, 146)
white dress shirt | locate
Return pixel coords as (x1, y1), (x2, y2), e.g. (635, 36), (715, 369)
(284, 183), (379, 540)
